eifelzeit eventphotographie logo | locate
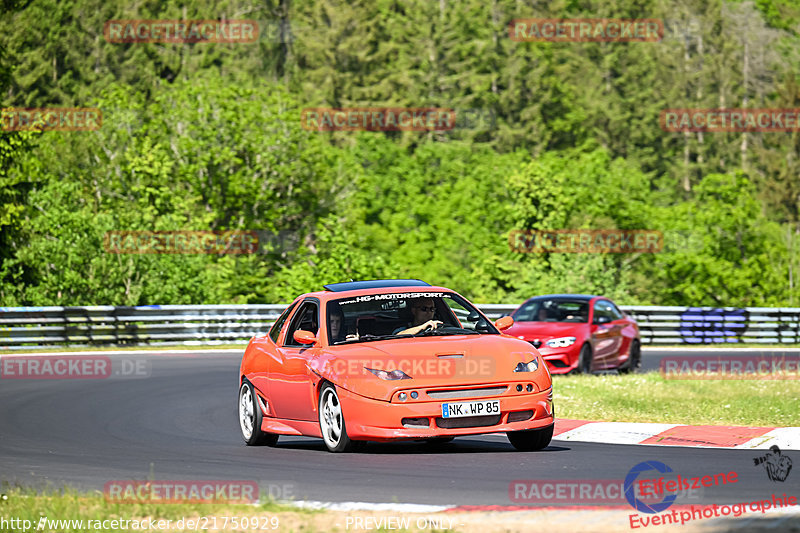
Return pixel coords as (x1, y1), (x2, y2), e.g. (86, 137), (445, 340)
(753, 446), (793, 482)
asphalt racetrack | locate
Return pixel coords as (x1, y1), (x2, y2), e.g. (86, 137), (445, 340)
(0, 349), (794, 508)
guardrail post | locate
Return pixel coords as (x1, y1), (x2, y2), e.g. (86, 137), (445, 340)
(63, 306), (71, 346)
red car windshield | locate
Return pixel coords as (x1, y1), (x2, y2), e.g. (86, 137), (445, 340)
(514, 299), (589, 323)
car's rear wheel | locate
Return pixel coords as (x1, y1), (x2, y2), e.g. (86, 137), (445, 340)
(239, 380), (279, 446)
(507, 424), (553, 451)
(319, 383), (359, 453)
(574, 344), (592, 374)
(619, 340), (641, 374)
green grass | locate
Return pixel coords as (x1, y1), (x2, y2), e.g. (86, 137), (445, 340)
(0, 486), (316, 532)
(554, 371), (800, 426)
(0, 486), (466, 533)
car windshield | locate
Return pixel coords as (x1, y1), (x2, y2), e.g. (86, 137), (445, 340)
(514, 298), (589, 323)
(327, 291), (498, 344)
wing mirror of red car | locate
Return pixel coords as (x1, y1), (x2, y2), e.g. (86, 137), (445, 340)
(494, 315), (514, 331)
(293, 330), (317, 345)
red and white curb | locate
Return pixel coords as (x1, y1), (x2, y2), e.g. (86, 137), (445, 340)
(553, 419), (800, 450)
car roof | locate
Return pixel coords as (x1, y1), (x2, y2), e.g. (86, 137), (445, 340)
(523, 294), (602, 302)
(295, 280), (452, 302)
(323, 279), (430, 292)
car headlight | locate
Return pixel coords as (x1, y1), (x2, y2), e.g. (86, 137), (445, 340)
(514, 359), (539, 372)
(545, 336), (576, 348)
(365, 367), (412, 380)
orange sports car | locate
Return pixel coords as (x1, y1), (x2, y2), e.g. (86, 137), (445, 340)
(237, 280), (555, 452)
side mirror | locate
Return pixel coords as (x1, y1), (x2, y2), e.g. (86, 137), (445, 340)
(293, 330), (317, 345)
(495, 315), (514, 331)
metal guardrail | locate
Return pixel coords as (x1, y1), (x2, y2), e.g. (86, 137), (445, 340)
(623, 306), (800, 345)
(1, 304), (799, 350)
(0, 305), (285, 350)
(484, 304), (800, 344)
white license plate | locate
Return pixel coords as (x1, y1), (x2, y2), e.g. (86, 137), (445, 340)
(441, 399), (500, 418)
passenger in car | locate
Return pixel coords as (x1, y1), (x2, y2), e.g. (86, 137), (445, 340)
(328, 303), (346, 343)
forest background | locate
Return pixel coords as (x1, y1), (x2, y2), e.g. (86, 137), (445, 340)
(1, 0), (800, 307)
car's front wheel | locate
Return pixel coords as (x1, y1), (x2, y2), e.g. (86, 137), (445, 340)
(318, 383), (359, 453)
(507, 424), (553, 451)
(238, 380), (279, 446)
(574, 344), (592, 374)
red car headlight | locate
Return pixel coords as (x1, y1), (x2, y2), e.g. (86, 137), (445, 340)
(545, 336), (576, 348)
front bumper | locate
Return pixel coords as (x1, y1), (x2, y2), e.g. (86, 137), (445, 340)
(336, 383), (555, 441)
(536, 345), (580, 374)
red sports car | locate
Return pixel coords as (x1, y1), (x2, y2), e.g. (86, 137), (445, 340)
(237, 279), (554, 452)
(504, 294), (641, 375)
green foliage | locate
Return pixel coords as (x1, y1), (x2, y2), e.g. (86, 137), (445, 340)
(2, 76), (351, 305)
(501, 148), (653, 302)
(753, 0), (800, 31)
(646, 173), (795, 305)
(263, 214), (398, 302)
(1, 0), (800, 307)
(343, 138), (527, 300)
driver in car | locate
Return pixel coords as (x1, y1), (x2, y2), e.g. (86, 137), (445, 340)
(394, 298), (442, 335)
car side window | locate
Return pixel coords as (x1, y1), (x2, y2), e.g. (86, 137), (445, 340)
(607, 302), (624, 320)
(514, 301), (537, 321)
(269, 302), (298, 343)
(283, 301), (319, 347)
(593, 301), (614, 323)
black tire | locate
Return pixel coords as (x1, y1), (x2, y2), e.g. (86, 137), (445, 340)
(507, 424), (554, 451)
(238, 380), (279, 446)
(619, 340), (641, 374)
(574, 344), (592, 374)
(318, 383), (359, 453)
